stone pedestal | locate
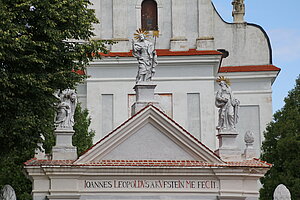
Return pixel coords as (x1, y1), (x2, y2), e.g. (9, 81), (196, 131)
(215, 130), (241, 161)
(52, 129), (77, 160)
(131, 83), (159, 116)
(233, 12), (245, 23)
(244, 143), (256, 159)
(196, 37), (215, 50)
(170, 38), (188, 51)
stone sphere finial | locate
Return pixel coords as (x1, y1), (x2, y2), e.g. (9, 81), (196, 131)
(273, 184), (291, 200)
(244, 131), (254, 144)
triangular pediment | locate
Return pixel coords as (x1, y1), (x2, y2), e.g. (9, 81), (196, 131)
(75, 105), (223, 164)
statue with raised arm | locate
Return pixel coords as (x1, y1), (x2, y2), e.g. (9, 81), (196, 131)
(132, 29), (157, 83)
(54, 89), (77, 129)
(215, 76), (240, 132)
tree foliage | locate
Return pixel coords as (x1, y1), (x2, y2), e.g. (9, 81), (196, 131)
(0, 0), (110, 199)
(260, 76), (300, 200)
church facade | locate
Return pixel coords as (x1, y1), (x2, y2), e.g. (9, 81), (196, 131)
(25, 0), (280, 200)
(77, 0), (280, 155)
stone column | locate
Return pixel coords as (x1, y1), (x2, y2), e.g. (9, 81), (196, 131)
(170, 0), (188, 51)
(196, 0), (214, 50)
(111, 0), (129, 52)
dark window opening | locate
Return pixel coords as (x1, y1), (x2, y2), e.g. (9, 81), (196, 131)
(141, 0), (158, 31)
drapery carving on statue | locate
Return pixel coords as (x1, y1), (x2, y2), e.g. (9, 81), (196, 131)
(54, 89), (77, 129)
(0, 185), (16, 200)
(215, 76), (240, 133)
(132, 29), (157, 84)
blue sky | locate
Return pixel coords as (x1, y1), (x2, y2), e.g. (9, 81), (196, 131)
(212, 0), (300, 113)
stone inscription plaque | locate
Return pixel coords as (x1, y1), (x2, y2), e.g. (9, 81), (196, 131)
(83, 179), (218, 192)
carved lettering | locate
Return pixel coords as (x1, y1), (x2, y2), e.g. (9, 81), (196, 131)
(84, 179), (218, 191)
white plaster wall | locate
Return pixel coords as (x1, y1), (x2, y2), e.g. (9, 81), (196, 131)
(84, 55), (219, 149)
(101, 123), (196, 160)
(79, 56), (277, 153)
(89, 0), (271, 66)
(78, 0), (276, 154)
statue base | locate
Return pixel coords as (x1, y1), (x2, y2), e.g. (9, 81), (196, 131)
(196, 37), (215, 50)
(131, 83), (160, 115)
(243, 143), (256, 160)
(52, 129), (77, 160)
(233, 12), (245, 23)
(170, 38), (188, 51)
(215, 130), (242, 161)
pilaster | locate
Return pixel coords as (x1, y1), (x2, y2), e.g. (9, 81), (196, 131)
(197, 0), (214, 50)
(170, 0), (188, 51)
(111, 0), (130, 52)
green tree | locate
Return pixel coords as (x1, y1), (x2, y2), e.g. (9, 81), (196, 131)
(73, 103), (95, 155)
(260, 76), (300, 200)
(0, 0), (110, 198)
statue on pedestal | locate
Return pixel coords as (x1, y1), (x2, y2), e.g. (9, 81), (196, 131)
(54, 89), (77, 129)
(132, 29), (157, 83)
(215, 76), (240, 132)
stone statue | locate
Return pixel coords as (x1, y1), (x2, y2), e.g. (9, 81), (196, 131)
(54, 89), (77, 129)
(215, 76), (240, 132)
(132, 29), (157, 83)
(0, 185), (16, 200)
(232, 0), (245, 13)
(273, 184), (291, 200)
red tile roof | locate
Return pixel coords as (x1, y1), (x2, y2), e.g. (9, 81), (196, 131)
(24, 158), (271, 168)
(99, 49), (222, 57)
(219, 65), (281, 73)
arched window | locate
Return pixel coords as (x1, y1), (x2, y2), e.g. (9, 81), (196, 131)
(141, 0), (158, 31)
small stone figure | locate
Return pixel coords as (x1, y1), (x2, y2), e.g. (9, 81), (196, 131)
(232, 0), (245, 23)
(232, 0), (245, 13)
(273, 184), (291, 200)
(54, 89), (77, 129)
(132, 29), (157, 83)
(0, 185), (16, 200)
(215, 76), (240, 132)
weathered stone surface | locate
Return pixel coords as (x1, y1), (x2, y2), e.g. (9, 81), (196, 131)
(1, 185), (16, 200)
(132, 31), (157, 84)
(274, 184), (291, 200)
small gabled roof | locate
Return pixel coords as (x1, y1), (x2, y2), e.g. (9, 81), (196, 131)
(24, 158), (271, 168)
(75, 105), (223, 164)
